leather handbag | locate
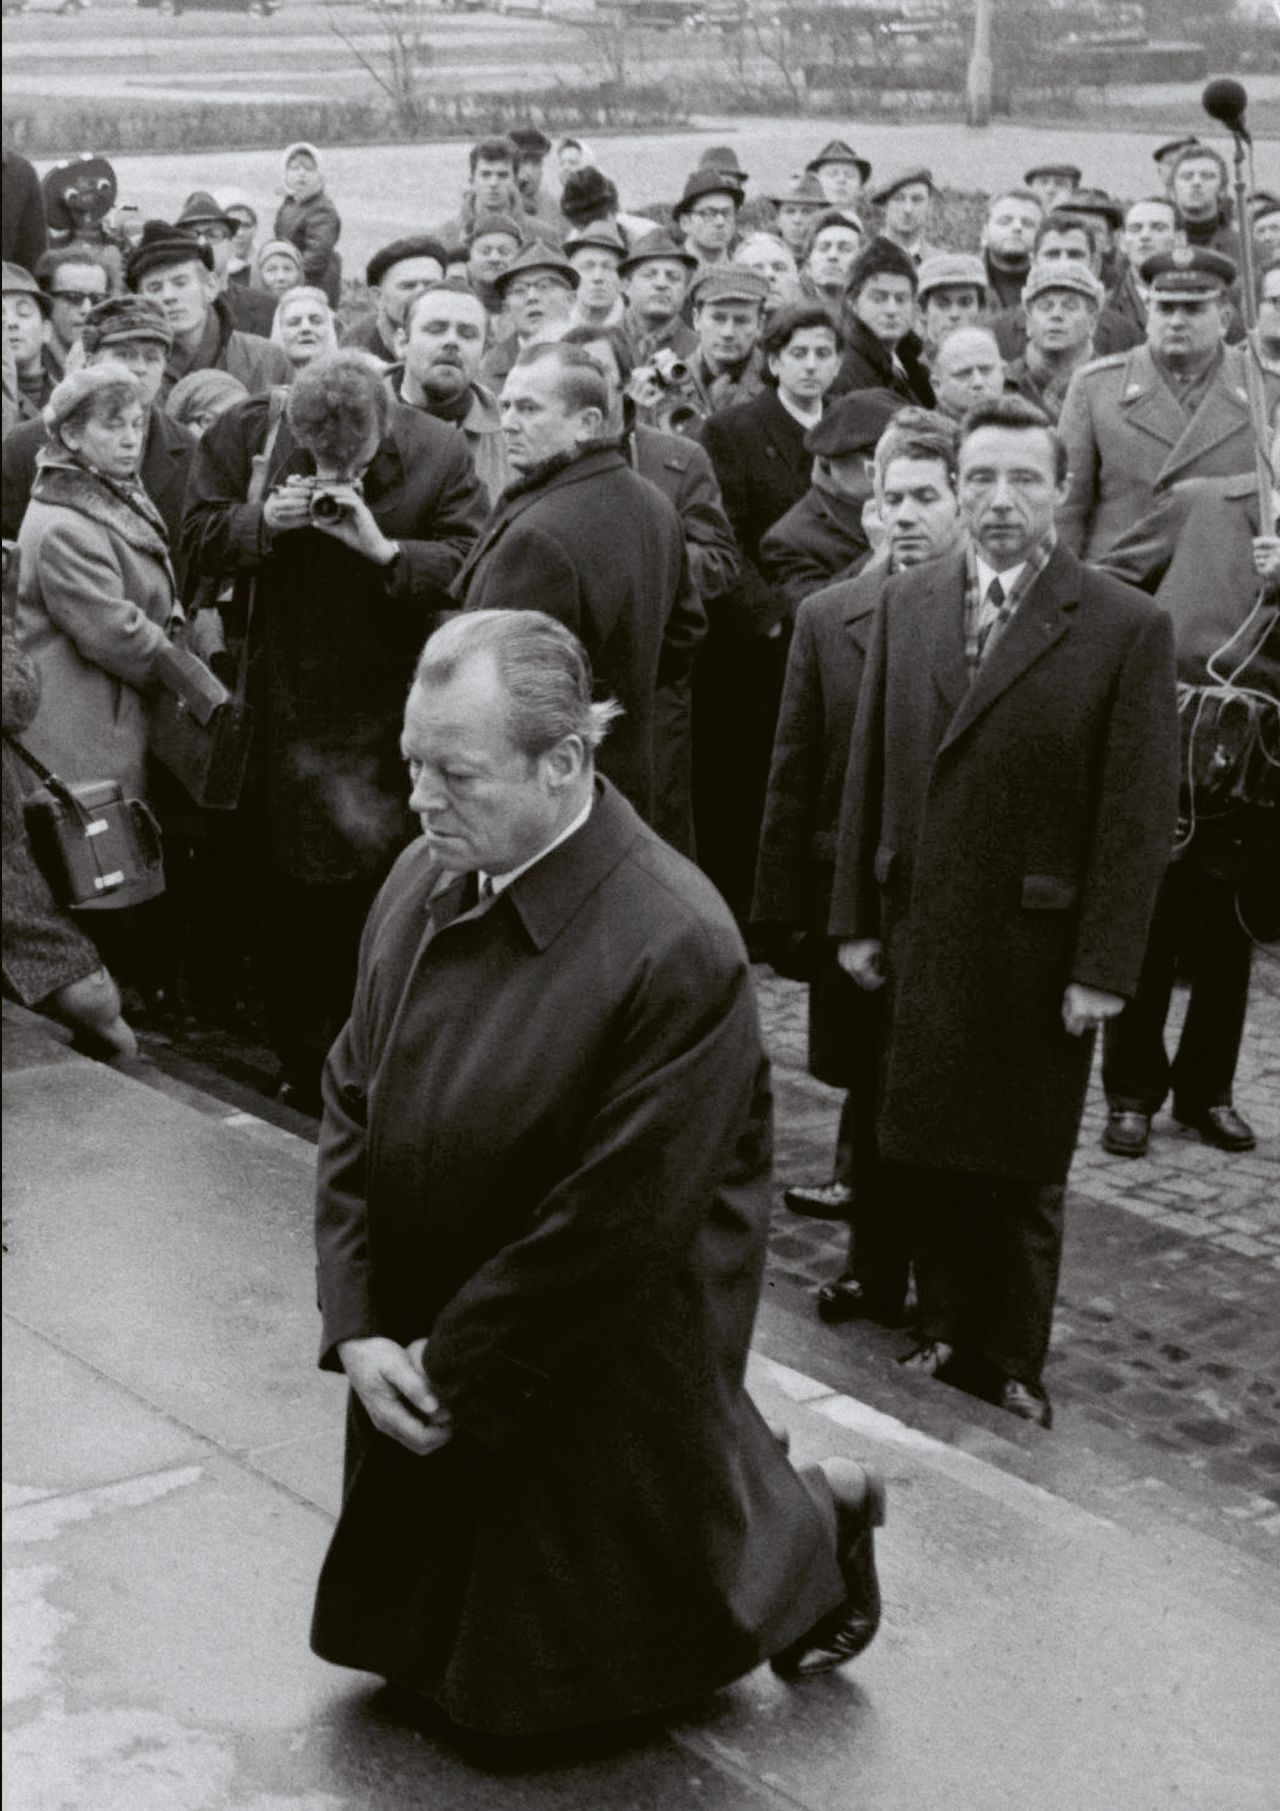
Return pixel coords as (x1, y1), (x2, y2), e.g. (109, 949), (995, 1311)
(7, 737), (165, 912)
(147, 637), (254, 812)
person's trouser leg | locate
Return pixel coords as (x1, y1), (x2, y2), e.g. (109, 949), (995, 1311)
(1102, 863), (1181, 1114)
(1169, 863), (1253, 1112)
(256, 873), (377, 1095)
(980, 1181), (1065, 1390)
(902, 1167), (983, 1352)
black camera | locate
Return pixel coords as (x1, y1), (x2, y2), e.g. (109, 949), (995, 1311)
(309, 487), (353, 524)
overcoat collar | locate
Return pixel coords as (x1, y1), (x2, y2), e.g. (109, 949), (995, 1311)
(1113, 342), (1251, 487)
(935, 539), (1080, 757)
(30, 446), (175, 581)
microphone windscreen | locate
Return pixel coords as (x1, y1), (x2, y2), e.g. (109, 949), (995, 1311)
(1202, 78), (1249, 129)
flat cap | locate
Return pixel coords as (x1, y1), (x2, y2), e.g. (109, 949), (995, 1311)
(765, 171), (827, 208)
(688, 263), (770, 307)
(699, 144), (750, 182)
(492, 239), (580, 295)
(805, 386), (902, 456)
(616, 230), (699, 276)
(1022, 261), (1105, 308)
(1, 261), (51, 312)
(508, 126), (552, 157)
(673, 167), (744, 216)
(868, 165), (935, 207)
(1023, 162), (1082, 184)
(563, 221), (627, 259)
(916, 252), (988, 298)
(81, 293), (172, 353)
(1060, 188), (1123, 230)
(176, 190), (239, 234)
(1138, 245), (1238, 297)
(126, 221), (213, 288)
(805, 139), (872, 183)
(1154, 134), (1200, 164)
(366, 235), (449, 287)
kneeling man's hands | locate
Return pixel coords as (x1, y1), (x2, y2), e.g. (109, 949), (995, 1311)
(337, 1335), (454, 1456)
(838, 939), (885, 990)
(1062, 982), (1125, 1037)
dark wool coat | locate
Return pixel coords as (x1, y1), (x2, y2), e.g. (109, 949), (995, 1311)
(181, 394), (487, 884)
(754, 562), (886, 1088)
(1, 149), (48, 273)
(451, 443), (705, 826)
(2, 408), (194, 567)
(1057, 343), (1279, 559)
(828, 542), (1180, 1184)
(311, 781), (844, 1736)
(829, 317), (935, 408)
(274, 191), (343, 304)
(759, 484), (871, 614)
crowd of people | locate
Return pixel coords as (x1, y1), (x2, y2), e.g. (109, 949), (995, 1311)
(2, 119), (1278, 1424)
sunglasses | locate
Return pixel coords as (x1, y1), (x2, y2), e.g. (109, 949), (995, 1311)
(52, 289), (109, 308)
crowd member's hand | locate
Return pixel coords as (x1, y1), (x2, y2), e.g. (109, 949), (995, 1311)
(837, 939), (885, 990)
(1062, 982), (1125, 1037)
(1251, 534), (1280, 589)
(337, 1335), (453, 1455)
(262, 480), (315, 537)
(311, 489), (399, 566)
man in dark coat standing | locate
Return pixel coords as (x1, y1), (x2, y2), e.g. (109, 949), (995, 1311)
(310, 609), (888, 1734)
(829, 238), (934, 407)
(829, 397), (1180, 1428)
(754, 408), (963, 1324)
(452, 342), (704, 829)
(181, 349), (487, 1108)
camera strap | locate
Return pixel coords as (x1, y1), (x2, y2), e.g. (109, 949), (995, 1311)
(238, 385), (292, 702)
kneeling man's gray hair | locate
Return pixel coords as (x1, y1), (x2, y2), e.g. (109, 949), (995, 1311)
(415, 611), (623, 758)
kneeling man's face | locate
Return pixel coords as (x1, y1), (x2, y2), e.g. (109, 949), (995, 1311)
(402, 659), (578, 875)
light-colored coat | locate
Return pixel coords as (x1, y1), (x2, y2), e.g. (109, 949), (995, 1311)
(15, 453), (178, 802)
(1057, 342), (1278, 559)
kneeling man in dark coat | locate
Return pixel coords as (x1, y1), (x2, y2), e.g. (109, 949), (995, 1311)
(311, 609), (887, 1736)
(829, 396), (1180, 1428)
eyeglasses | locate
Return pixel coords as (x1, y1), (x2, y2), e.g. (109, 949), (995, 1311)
(196, 226), (232, 244)
(689, 206), (735, 222)
(51, 289), (108, 308)
(506, 278), (563, 300)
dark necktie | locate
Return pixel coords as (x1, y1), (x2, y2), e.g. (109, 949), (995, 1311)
(977, 575), (1011, 664)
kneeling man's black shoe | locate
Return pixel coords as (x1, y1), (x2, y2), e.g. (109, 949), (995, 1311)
(771, 1459), (887, 1680)
(998, 1377), (1052, 1429)
(1102, 1110), (1150, 1157)
(1173, 1102), (1256, 1152)
(816, 1276), (907, 1326)
(783, 1179), (853, 1219)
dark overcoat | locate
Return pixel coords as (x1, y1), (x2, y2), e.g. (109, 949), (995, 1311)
(181, 394), (487, 884)
(451, 444), (704, 827)
(828, 317), (935, 407)
(754, 563), (885, 1088)
(828, 542), (1180, 1183)
(311, 781), (843, 1735)
(759, 484), (871, 614)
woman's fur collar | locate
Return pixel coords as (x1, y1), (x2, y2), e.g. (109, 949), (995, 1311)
(31, 445), (174, 583)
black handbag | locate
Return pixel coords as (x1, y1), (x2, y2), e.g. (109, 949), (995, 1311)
(147, 636), (254, 812)
(8, 736), (165, 912)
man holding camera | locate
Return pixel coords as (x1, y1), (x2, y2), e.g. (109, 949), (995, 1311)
(181, 349), (488, 1111)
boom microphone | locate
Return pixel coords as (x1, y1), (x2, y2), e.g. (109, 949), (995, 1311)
(1202, 77), (1251, 142)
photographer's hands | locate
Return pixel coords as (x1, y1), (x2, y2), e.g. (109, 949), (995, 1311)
(311, 489), (399, 566)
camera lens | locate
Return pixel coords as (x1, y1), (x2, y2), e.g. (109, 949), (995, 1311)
(310, 492), (347, 524)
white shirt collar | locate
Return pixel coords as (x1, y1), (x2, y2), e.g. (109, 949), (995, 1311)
(776, 389), (823, 429)
(975, 554), (1026, 602)
(479, 794), (593, 898)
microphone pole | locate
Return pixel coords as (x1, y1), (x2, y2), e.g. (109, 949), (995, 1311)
(1203, 80), (1274, 533)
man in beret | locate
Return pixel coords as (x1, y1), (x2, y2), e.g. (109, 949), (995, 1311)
(1005, 262), (1106, 423)
(1023, 163), (1081, 215)
(480, 241), (578, 390)
(175, 192), (277, 337)
(868, 168), (943, 267)
(2, 263), (58, 425)
(341, 235), (448, 360)
(1170, 144), (1242, 263)
(126, 221), (292, 401)
(806, 140), (872, 210)
(1059, 245), (1280, 558)
(3, 295), (194, 555)
(833, 237), (934, 407)
(980, 188), (1044, 311)
(916, 252), (990, 353)
(1154, 135), (1201, 192)
(685, 263), (770, 421)
(759, 387), (901, 612)
(673, 169), (744, 270)
(617, 231), (699, 365)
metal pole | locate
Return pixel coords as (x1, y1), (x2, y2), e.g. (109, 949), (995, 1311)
(1229, 135), (1276, 535)
(967, 0), (993, 128)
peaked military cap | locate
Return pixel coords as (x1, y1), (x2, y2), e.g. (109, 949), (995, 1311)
(1138, 245), (1238, 297)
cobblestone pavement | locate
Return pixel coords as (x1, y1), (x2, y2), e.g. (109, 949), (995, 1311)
(758, 950), (1280, 1552)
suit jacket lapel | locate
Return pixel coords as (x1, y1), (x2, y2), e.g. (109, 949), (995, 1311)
(937, 543), (1077, 757)
(922, 549), (970, 720)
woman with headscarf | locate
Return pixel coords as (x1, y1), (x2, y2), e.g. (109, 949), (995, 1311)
(270, 285), (339, 373)
(166, 368), (249, 439)
(252, 238), (306, 300)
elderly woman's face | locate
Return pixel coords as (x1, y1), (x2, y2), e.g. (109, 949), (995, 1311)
(62, 397), (146, 480)
(260, 253), (302, 296)
(277, 295), (332, 368)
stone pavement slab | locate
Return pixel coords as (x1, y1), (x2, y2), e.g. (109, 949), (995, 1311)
(5, 1017), (1280, 1810)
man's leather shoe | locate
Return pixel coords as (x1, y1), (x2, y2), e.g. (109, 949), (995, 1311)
(817, 1276), (906, 1326)
(1173, 1102), (1256, 1152)
(998, 1377), (1052, 1428)
(1102, 1109), (1151, 1157)
(771, 1458), (886, 1679)
(899, 1340), (957, 1378)
(783, 1179), (854, 1219)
